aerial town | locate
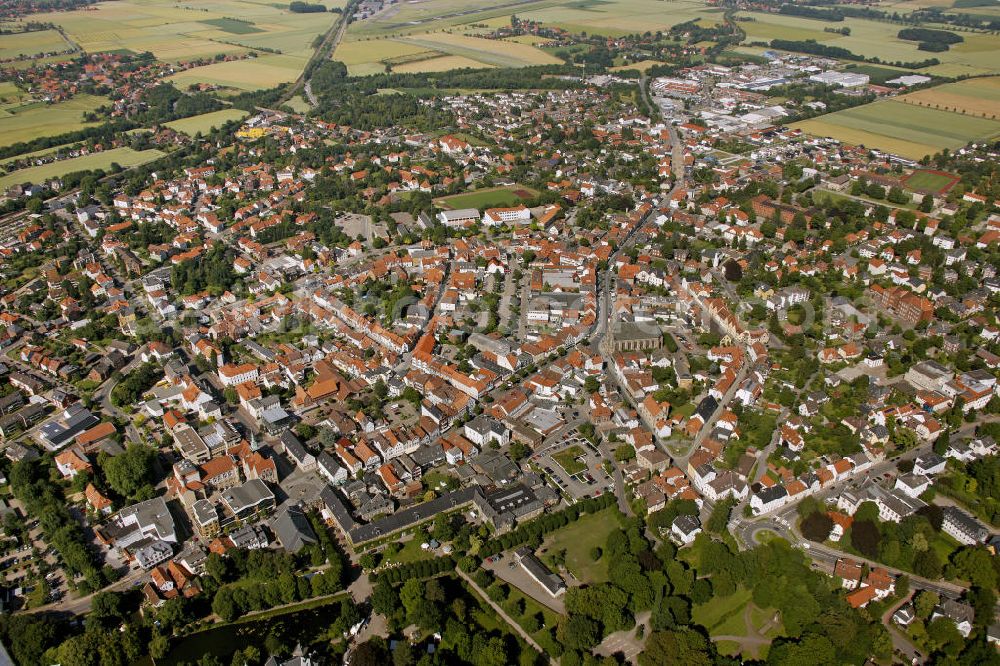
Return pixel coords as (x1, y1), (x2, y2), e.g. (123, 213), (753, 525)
(0, 0), (999, 664)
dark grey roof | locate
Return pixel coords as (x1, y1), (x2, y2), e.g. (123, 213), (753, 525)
(271, 505), (317, 553)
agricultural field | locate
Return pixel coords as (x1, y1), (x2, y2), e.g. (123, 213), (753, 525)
(166, 54), (312, 92)
(27, 0), (339, 64)
(611, 59), (666, 72)
(345, 0), (724, 43)
(899, 76), (1000, 119)
(519, 0), (724, 37)
(393, 55), (488, 73)
(0, 94), (107, 148)
(400, 32), (561, 68)
(0, 29), (71, 60)
(792, 99), (1000, 160)
(284, 96), (312, 113)
(435, 185), (537, 210)
(344, 0), (559, 39)
(0, 147), (165, 190)
(337, 30), (558, 75)
(739, 11), (1000, 77)
(164, 109), (248, 136)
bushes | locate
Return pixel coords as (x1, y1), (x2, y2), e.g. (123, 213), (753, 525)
(373, 555), (456, 584)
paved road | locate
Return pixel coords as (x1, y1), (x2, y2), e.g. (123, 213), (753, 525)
(881, 591), (921, 663)
(27, 566), (146, 615)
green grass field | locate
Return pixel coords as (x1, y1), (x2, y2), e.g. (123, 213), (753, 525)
(902, 169), (959, 193)
(693, 588), (754, 636)
(435, 185), (537, 210)
(0, 147), (165, 190)
(200, 18), (263, 35)
(540, 507), (624, 584)
(0, 29), (71, 60)
(165, 109), (248, 136)
(793, 100), (1000, 160)
(0, 94), (107, 148)
(552, 445), (588, 476)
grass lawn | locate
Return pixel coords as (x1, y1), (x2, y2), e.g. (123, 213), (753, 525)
(930, 531), (961, 563)
(0, 147), (165, 190)
(284, 96), (312, 113)
(540, 507), (624, 584)
(693, 587), (753, 635)
(165, 109), (248, 136)
(552, 445), (587, 476)
(501, 584), (563, 654)
(435, 185), (538, 210)
(382, 537), (436, 565)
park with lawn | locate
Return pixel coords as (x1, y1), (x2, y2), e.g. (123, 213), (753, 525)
(538, 506), (626, 584)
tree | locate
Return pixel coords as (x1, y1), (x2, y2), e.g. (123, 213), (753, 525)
(706, 498), (735, 534)
(100, 444), (156, 500)
(914, 590), (939, 620)
(927, 616), (964, 656)
(560, 615), (601, 650)
(87, 591), (126, 631)
(850, 519), (881, 559)
(801, 512), (834, 542)
(212, 587), (238, 622)
(370, 579), (398, 617)
(639, 628), (715, 666)
(912, 548), (942, 579)
(950, 546), (997, 590)
(432, 513), (456, 542)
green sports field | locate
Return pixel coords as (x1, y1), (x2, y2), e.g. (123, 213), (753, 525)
(0, 147), (165, 190)
(435, 185), (537, 210)
(793, 100), (1000, 160)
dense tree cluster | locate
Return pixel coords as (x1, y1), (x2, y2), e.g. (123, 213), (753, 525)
(110, 361), (162, 407)
(9, 459), (108, 591)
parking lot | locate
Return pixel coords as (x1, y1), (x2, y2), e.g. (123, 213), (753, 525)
(533, 435), (612, 501)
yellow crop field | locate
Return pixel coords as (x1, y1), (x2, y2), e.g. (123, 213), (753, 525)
(29, 0), (337, 63)
(900, 77), (1000, 119)
(167, 54), (309, 92)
